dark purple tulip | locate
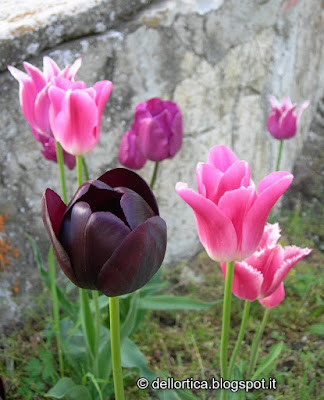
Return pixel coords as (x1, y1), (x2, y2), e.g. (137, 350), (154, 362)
(42, 168), (167, 297)
(0, 376), (6, 400)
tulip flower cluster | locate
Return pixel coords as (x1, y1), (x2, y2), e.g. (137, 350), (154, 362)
(8, 57), (112, 164)
(119, 97), (183, 169)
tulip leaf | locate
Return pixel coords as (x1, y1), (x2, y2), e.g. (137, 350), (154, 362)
(120, 291), (140, 342)
(138, 295), (218, 310)
(97, 325), (112, 380)
(26, 233), (76, 317)
(80, 289), (96, 359)
(156, 370), (198, 400)
(252, 341), (283, 380)
(45, 378), (91, 399)
(308, 323), (324, 337)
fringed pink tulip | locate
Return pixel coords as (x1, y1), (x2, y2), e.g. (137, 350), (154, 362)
(176, 145), (294, 262)
(48, 78), (112, 156)
(220, 223), (312, 308)
(119, 98), (183, 169)
(267, 96), (310, 140)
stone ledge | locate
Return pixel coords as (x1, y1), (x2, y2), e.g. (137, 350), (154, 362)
(0, 0), (154, 72)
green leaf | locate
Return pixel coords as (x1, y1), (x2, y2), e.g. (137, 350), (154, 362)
(80, 289), (96, 358)
(46, 378), (75, 398)
(308, 323), (324, 337)
(138, 295), (218, 310)
(24, 358), (42, 377)
(46, 378), (92, 400)
(252, 342), (283, 380)
(120, 291), (139, 342)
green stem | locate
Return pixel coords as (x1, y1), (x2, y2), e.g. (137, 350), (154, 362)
(76, 155), (83, 187)
(247, 307), (270, 378)
(109, 296), (125, 400)
(228, 300), (251, 379)
(55, 141), (67, 204)
(150, 161), (159, 189)
(82, 156), (90, 181)
(276, 140), (284, 171)
(220, 261), (235, 400)
(48, 247), (64, 377)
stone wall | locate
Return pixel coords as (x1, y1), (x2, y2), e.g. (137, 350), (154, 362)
(0, 0), (323, 330)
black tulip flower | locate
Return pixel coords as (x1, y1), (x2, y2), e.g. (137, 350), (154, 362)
(42, 168), (167, 297)
(0, 376), (6, 400)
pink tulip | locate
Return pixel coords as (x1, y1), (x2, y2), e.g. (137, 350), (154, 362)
(8, 57), (81, 168)
(267, 96), (310, 140)
(8, 56), (81, 137)
(175, 145), (294, 262)
(220, 223), (312, 308)
(119, 98), (183, 169)
(48, 77), (112, 156)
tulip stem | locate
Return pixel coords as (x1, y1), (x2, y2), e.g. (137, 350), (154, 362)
(220, 261), (235, 400)
(247, 307), (270, 378)
(150, 161), (159, 189)
(76, 155), (83, 187)
(82, 156), (90, 180)
(48, 246), (64, 377)
(93, 290), (101, 377)
(55, 141), (67, 204)
(228, 300), (251, 379)
(276, 140), (284, 171)
(109, 296), (125, 400)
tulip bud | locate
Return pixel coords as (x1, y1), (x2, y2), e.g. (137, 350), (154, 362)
(119, 98), (183, 169)
(42, 168), (167, 297)
(267, 95), (310, 140)
(0, 376), (6, 400)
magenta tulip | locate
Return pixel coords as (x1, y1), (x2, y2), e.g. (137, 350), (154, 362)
(119, 98), (183, 169)
(48, 78), (112, 155)
(267, 96), (310, 140)
(34, 131), (76, 170)
(176, 145), (293, 262)
(220, 223), (312, 308)
(42, 168), (167, 297)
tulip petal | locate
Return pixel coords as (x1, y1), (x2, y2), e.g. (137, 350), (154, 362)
(280, 107), (297, 138)
(207, 145), (238, 172)
(118, 130), (147, 169)
(176, 182), (237, 262)
(120, 191), (155, 229)
(267, 246), (312, 296)
(85, 211), (131, 288)
(97, 216), (167, 296)
(138, 118), (169, 161)
(43, 56), (60, 79)
(169, 110), (183, 157)
(59, 201), (92, 287)
(42, 189), (77, 285)
(221, 261), (263, 301)
(242, 171), (293, 258)
(196, 162), (222, 200)
(218, 186), (257, 259)
(22, 61), (47, 92)
(267, 111), (281, 139)
(52, 89), (99, 155)
(215, 160), (251, 204)
(34, 83), (51, 135)
(98, 168), (159, 215)
(259, 283), (285, 308)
